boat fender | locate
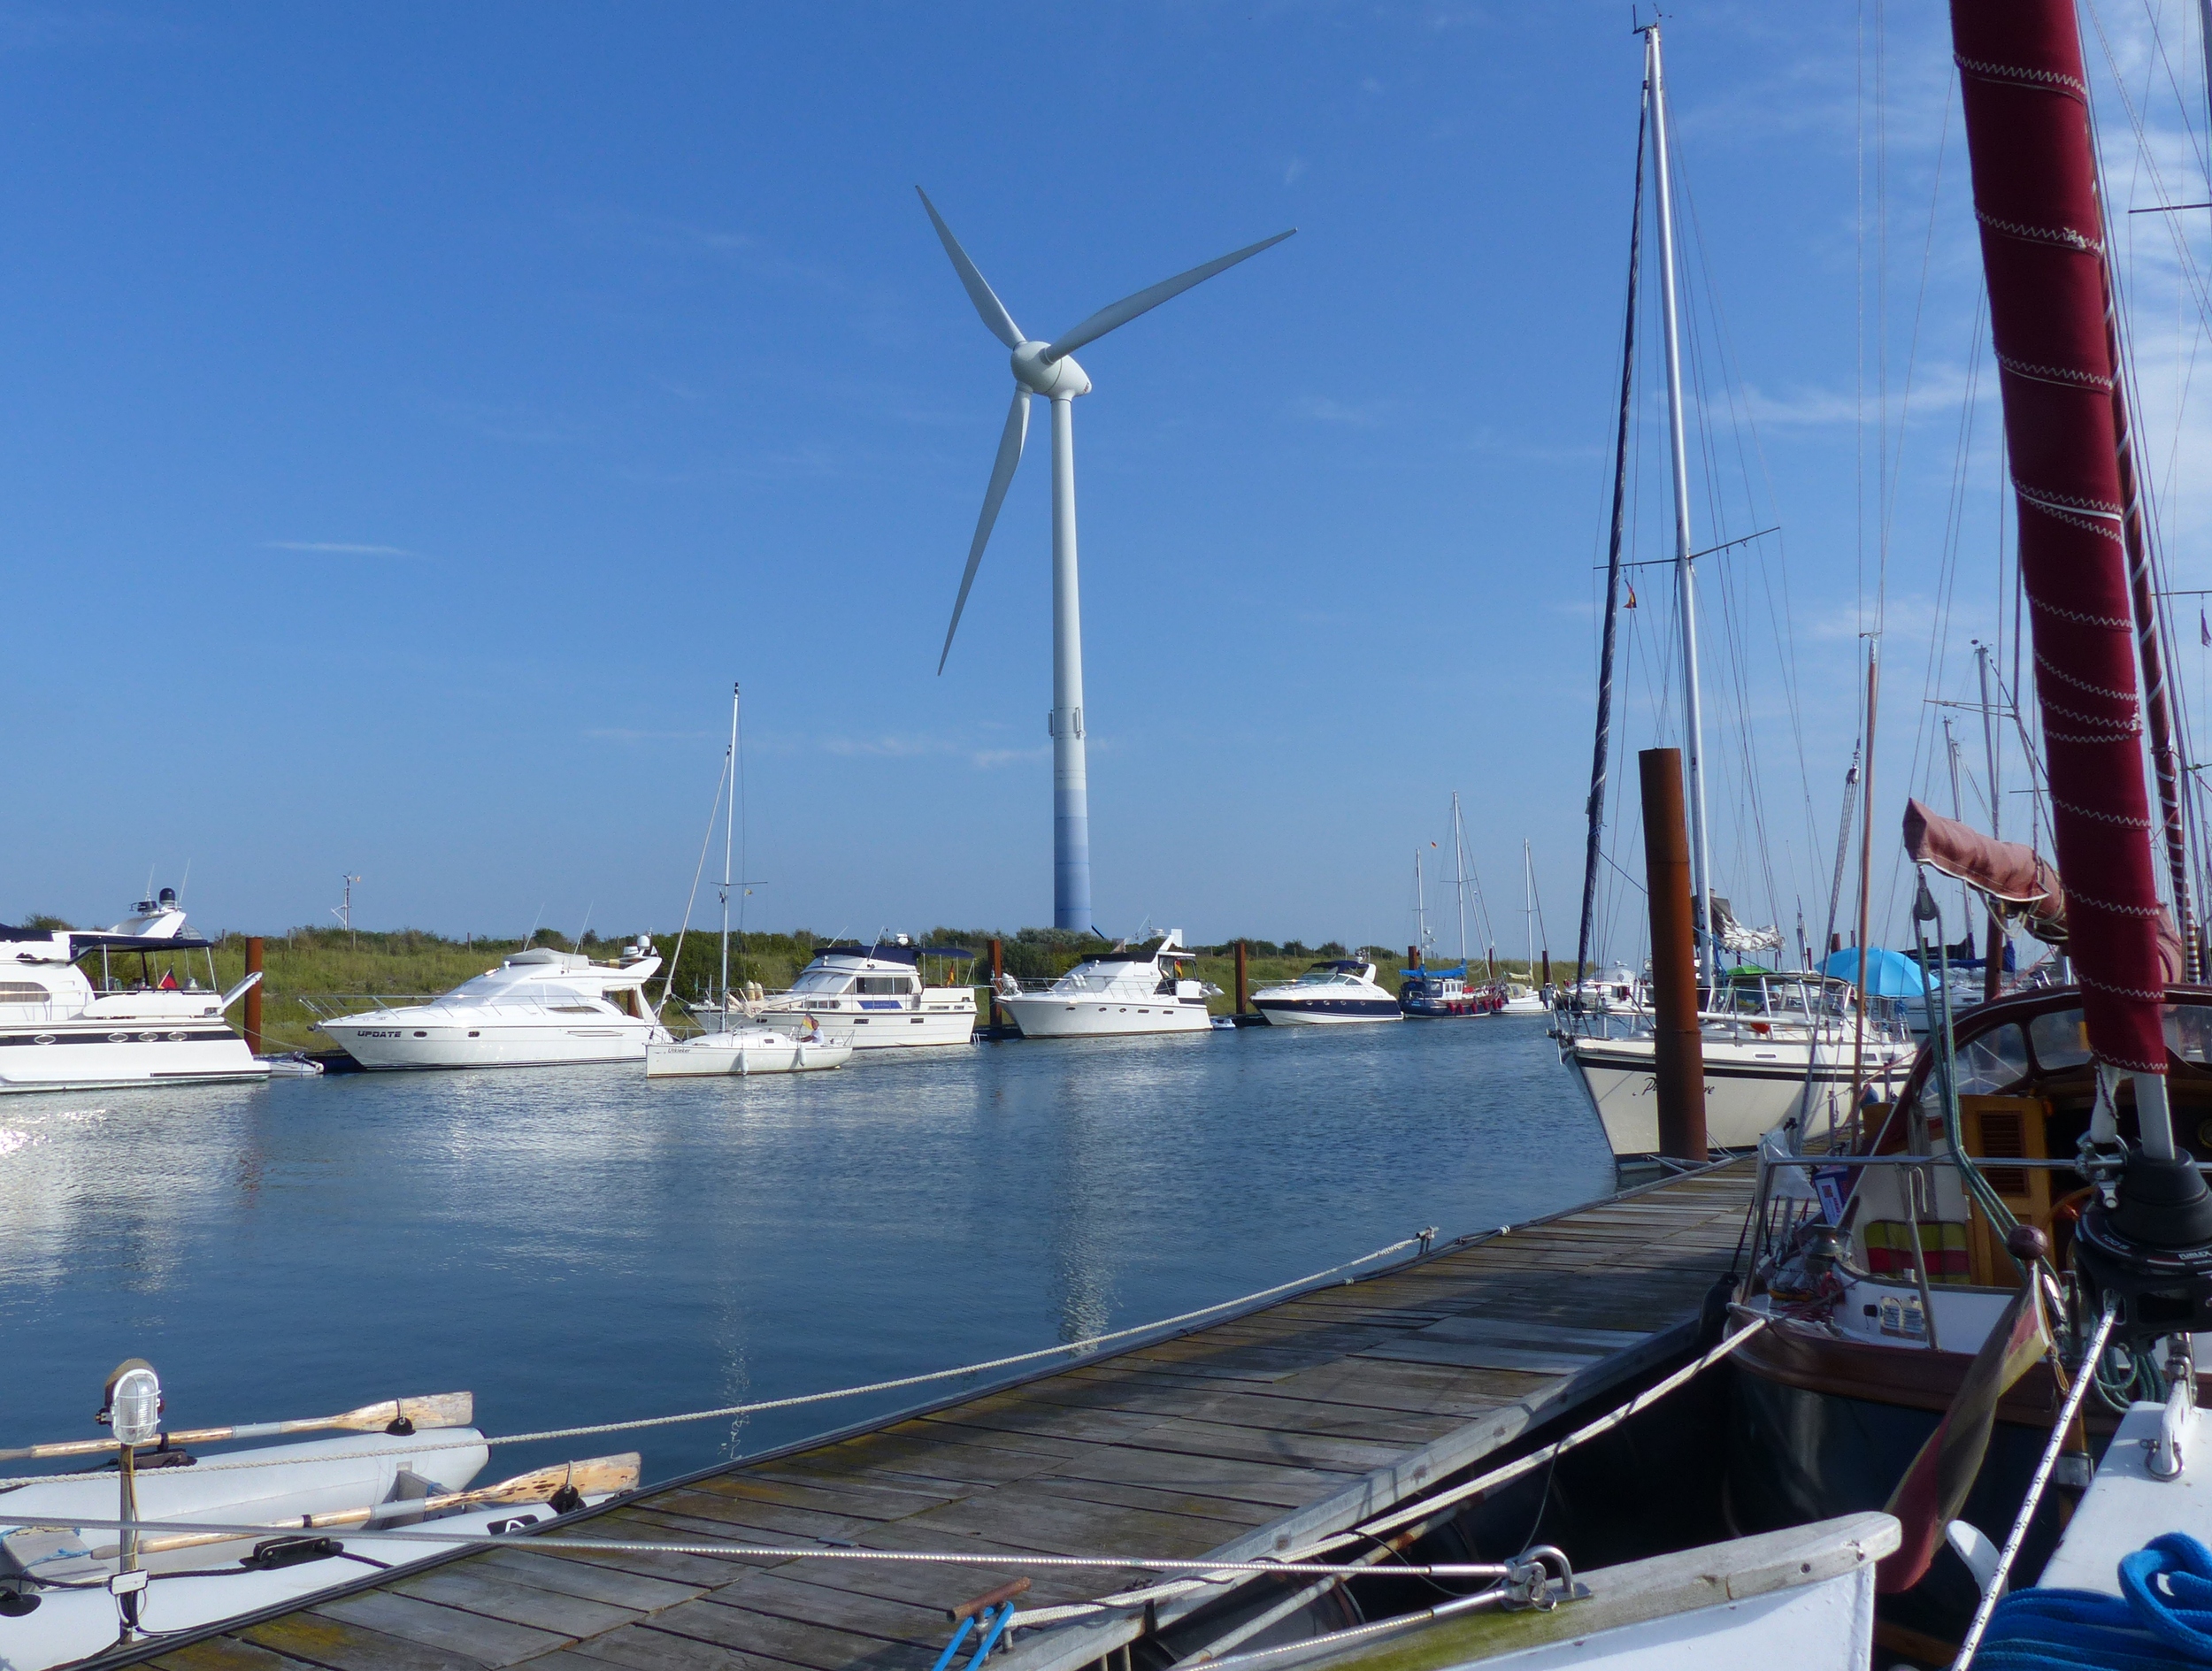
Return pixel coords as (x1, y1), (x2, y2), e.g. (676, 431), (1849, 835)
(547, 1483), (584, 1515)
(1696, 1272), (1735, 1349)
(243, 1536), (344, 1571)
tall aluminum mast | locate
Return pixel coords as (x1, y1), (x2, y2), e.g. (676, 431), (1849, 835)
(1644, 22), (1717, 988)
(719, 682), (738, 1008)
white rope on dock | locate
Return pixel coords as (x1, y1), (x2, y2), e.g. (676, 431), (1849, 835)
(0, 1231), (1432, 1491)
(0, 1509), (1508, 1583)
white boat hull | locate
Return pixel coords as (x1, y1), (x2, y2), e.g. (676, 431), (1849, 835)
(320, 1016), (663, 1069)
(0, 1020), (266, 1094)
(1566, 1033), (1914, 1156)
(644, 1031), (853, 1077)
(999, 995), (1214, 1038)
(0, 1430), (622, 1671)
(1252, 999), (1401, 1025)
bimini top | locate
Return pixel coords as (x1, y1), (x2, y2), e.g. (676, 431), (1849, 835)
(810, 941), (976, 967)
(1076, 931), (1193, 968)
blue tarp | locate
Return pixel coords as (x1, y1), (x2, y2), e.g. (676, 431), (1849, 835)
(1821, 946), (1931, 997)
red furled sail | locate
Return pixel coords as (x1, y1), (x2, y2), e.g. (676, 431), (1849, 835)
(1948, 0), (2168, 1073)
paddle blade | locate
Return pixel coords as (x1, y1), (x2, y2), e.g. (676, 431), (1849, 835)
(480, 1453), (642, 1504)
(939, 387), (1029, 674)
(327, 1391), (474, 1434)
(1041, 228), (1295, 364)
(917, 188), (1025, 350)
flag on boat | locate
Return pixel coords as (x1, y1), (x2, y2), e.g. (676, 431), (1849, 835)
(1877, 1275), (2052, 1592)
(2200, 608), (2208, 648)
(1624, 579), (1639, 609)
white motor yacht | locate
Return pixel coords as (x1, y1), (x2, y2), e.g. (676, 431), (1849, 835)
(1251, 957), (1402, 1024)
(0, 891), (266, 1094)
(996, 931), (1217, 1039)
(693, 939), (978, 1049)
(318, 942), (668, 1069)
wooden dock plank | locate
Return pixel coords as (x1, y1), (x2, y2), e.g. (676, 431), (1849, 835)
(135, 1161), (1755, 1671)
(311, 1592), (568, 1667)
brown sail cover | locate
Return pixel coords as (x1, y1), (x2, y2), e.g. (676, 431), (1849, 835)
(1905, 798), (2187, 979)
(1950, 0), (2169, 1072)
(1903, 798), (2066, 940)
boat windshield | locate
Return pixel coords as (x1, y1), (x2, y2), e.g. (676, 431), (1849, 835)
(790, 970), (853, 994)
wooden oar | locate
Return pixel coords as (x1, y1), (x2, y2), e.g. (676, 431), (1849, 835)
(0, 1393), (475, 1464)
(89, 1453), (639, 1560)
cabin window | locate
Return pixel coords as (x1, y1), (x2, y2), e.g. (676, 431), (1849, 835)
(2165, 1005), (2212, 1066)
(791, 971), (851, 993)
(1955, 1023), (2030, 1096)
(0, 982), (50, 1002)
(2028, 1008), (2092, 1070)
(856, 977), (910, 995)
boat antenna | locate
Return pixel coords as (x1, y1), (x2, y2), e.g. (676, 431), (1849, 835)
(523, 901), (542, 951)
(1451, 794), (1471, 968)
(578, 902), (595, 948)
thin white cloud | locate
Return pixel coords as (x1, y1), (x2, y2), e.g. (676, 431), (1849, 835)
(263, 540), (417, 557)
(584, 728), (712, 743)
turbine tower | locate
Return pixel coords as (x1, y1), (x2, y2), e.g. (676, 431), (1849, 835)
(919, 188), (1294, 931)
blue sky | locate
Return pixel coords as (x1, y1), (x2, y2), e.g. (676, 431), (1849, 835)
(4, 2), (2206, 958)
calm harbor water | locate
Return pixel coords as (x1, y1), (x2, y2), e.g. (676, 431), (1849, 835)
(1, 1017), (1611, 1486)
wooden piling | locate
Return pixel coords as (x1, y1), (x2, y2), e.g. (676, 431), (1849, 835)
(243, 937), (264, 1056)
(1985, 918), (2003, 1002)
(1234, 940), (1249, 1016)
(1407, 943), (1420, 970)
(1640, 748), (1706, 1161)
(1541, 950), (1551, 987)
(988, 937), (1003, 1033)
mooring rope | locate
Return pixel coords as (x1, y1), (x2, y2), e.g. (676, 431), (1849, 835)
(0, 1231), (1432, 1491)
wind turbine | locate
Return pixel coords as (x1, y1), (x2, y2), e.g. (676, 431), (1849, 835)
(918, 187), (1294, 932)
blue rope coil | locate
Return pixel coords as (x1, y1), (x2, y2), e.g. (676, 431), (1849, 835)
(1976, 1533), (2212, 1668)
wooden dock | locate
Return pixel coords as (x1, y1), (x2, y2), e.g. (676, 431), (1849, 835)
(127, 1161), (1755, 1671)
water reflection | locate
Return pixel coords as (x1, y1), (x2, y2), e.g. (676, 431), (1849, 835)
(0, 1018), (1611, 1481)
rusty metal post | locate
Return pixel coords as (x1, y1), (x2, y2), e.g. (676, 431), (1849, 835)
(1407, 943), (1420, 970)
(1234, 941), (1249, 1016)
(243, 936), (265, 1056)
(1640, 749), (1707, 1160)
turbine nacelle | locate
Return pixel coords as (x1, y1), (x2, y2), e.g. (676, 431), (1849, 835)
(1011, 342), (1090, 400)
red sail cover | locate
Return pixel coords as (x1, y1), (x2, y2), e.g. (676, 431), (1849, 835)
(1950, 0), (2169, 1072)
(1902, 799), (2066, 939)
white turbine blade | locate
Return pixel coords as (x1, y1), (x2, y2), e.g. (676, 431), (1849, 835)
(939, 387), (1030, 674)
(1041, 228), (1295, 364)
(916, 187), (1025, 350)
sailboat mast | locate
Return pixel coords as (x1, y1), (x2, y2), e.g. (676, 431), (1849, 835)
(1578, 76), (1647, 993)
(1524, 839), (1535, 975)
(719, 682), (738, 1008)
(1414, 848), (1428, 962)
(1452, 793), (1471, 967)
(1645, 22), (1717, 989)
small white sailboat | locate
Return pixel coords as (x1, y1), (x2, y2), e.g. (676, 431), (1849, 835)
(644, 683), (854, 1078)
(0, 890), (267, 1094)
(645, 1022), (850, 1077)
(0, 1366), (634, 1671)
(996, 931), (1217, 1039)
